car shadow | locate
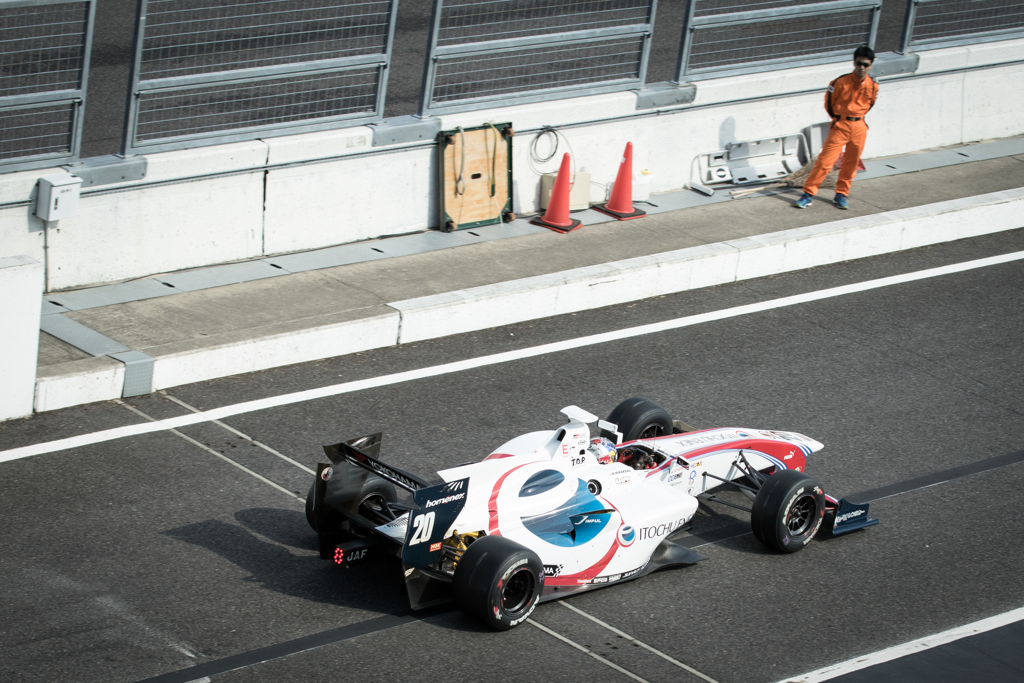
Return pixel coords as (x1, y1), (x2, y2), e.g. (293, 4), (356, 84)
(234, 507), (319, 551)
(161, 507), (507, 632)
(161, 508), (408, 615)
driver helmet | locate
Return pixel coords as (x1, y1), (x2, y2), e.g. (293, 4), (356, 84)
(588, 437), (617, 465)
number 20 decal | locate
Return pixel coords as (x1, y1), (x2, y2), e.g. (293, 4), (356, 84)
(408, 511), (436, 545)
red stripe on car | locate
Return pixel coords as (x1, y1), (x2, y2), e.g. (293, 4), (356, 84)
(487, 463), (534, 536)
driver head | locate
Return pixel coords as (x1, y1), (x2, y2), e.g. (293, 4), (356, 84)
(588, 437), (617, 465)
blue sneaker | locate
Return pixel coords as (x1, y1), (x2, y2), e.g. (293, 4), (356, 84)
(834, 194), (849, 210)
(793, 192), (813, 209)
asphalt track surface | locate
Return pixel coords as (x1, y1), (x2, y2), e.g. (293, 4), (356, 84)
(2, 228), (1023, 683)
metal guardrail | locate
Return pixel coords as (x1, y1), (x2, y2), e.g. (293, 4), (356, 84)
(900, 0), (1024, 52)
(123, 0), (398, 154)
(418, 0), (657, 117)
(677, 0), (880, 82)
(0, 0), (94, 173)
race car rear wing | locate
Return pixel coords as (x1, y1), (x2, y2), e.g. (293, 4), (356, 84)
(323, 433), (431, 493)
(310, 433), (426, 562)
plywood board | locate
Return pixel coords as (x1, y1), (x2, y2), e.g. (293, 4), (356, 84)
(438, 123), (513, 231)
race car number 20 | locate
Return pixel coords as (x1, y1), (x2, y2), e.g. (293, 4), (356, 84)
(408, 511), (435, 545)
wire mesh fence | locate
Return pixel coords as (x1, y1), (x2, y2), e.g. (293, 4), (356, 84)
(0, 0), (93, 172)
(902, 0), (1024, 51)
(420, 0), (655, 116)
(678, 0), (880, 81)
(134, 67), (380, 141)
(693, 0), (836, 16)
(139, 0), (392, 79)
(9, 0), (1023, 171)
(125, 0), (396, 153)
(0, 102), (77, 162)
(436, 0), (650, 45)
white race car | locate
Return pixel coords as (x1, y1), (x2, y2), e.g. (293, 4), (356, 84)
(306, 397), (876, 630)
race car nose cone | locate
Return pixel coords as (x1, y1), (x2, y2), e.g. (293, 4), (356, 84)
(801, 436), (825, 453)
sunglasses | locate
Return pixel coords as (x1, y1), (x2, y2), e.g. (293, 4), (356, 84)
(855, 61), (872, 67)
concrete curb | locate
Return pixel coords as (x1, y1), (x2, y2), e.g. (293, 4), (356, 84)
(34, 188), (1024, 412)
(392, 188), (1024, 343)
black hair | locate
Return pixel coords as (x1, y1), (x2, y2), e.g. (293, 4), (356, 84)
(854, 46), (875, 63)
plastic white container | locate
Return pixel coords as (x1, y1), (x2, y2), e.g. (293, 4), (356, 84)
(607, 169), (652, 202)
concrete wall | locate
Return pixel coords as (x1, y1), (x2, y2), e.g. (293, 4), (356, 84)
(0, 256), (43, 420)
(1, 39), (1022, 292)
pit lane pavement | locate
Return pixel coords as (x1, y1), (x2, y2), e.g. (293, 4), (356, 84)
(1, 228), (1023, 682)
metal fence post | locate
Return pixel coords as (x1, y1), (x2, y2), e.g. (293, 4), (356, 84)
(674, 0), (699, 84)
(868, 2), (881, 49)
(637, 0), (660, 87)
(899, 0), (920, 54)
(417, 0), (446, 118)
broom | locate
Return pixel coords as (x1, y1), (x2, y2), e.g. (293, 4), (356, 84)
(729, 153), (863, 199)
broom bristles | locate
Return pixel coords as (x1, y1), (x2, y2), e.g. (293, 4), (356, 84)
(729, 155), (839, 198)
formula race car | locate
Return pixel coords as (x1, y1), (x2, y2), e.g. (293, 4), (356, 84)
(305, 397), (877, 630)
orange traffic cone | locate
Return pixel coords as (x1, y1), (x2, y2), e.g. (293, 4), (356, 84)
(531, 153), (582, 234)
(595, 142), (646, 220)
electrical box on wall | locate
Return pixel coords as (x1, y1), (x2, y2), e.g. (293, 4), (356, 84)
(540, 171), (590, 211)
(35, 172), (82, 221)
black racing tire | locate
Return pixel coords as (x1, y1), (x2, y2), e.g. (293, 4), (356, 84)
(750, 469), (826, 553)
(452, 535), (544, 631)
(304, 476), (398, 531)
(356, 477), (398, 522)
(607, 397), (674, 442)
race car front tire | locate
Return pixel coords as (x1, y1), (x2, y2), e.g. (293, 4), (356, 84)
(607, 397), (673, 441)
(452, 535), (544, 631)
(750, 469), (825, 553)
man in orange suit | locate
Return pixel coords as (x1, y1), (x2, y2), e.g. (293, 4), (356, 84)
(794, 47), (878, 210)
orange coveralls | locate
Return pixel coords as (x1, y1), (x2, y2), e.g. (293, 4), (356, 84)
(803, 72), (879, 196)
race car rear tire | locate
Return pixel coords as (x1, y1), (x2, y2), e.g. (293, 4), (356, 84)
(750, 469), (825, 553)
(607, 397), (673, 441)
(304, 476), (398, 532)
(452, 535), (544, 631)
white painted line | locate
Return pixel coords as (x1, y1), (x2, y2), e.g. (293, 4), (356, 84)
(775, 605), (1024, 683)
(115, 401), (302, 503)
(162, 393), (315, 475)
(3, 249), (1023, 465)
(94, 594), (200, 660)
(560, 601), (721, 683)
(529, 619), (651, 683)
